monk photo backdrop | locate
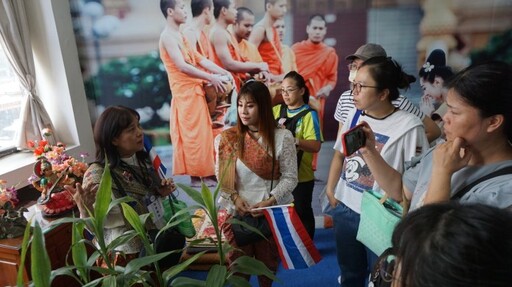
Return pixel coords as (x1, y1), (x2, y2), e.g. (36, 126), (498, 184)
(69, 0), (512, 141)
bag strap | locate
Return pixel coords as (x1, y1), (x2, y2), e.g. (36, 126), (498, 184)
(350, 109), (362, 129)
(453, 166), (512, 199)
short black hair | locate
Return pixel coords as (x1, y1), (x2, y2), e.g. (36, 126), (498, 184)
(236, 7), (253, 23)
(191, 0), (212, 18)
(160, 0), (177, 18)
(213, 0), (230, 19)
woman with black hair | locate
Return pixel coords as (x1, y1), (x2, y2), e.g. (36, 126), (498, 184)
(371, 202), (511, 287)
(216, 80), (297, 287)
(325, 57), (430, 287)
(273, 71), (323, 239)
(68, 105), (183, 267)
(360, 61), (512, 211)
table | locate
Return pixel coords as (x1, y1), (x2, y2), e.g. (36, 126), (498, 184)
(0, 205), (80, 286)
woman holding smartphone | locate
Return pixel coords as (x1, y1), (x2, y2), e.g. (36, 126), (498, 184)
(325, 57), (430, 287)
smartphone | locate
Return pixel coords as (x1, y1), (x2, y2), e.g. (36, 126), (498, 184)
(342, 123), (366, 156)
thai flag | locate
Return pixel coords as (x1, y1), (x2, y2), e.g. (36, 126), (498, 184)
(144, 135), (167, 179)
(256, 204), (322, 269)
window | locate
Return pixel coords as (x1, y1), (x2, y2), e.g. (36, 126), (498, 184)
(0, 45), (23, 156)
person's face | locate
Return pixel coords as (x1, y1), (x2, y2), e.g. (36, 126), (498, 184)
(351, 65), (383, 111)
(348, 58), (364, 82)
(281, 78), (304, 108)
(171, 0), (188, 24)
(238, 95), (259, 128)
(420, 76), (445, 102)
(223, 0), (237, 24)
(274, 19), (285, 41)
(267, 0), (287, 20)
(234, 12), (255, 40)
(112, 116), (144, 157)
(306, 19), (327, 43)
(442, 89), (489, 145)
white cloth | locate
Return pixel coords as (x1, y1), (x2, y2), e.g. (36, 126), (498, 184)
(333, 107), (429, 213)
(215, 128), (297, 214)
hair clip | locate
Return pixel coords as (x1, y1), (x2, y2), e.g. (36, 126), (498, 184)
(423, 62), (434, 73)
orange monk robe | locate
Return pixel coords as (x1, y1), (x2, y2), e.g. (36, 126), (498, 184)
(238, 39), (263, 63)
(160, 37), (215, 177)
(197, 30), (214, 59)
(210, 29), (245, 91)
(292, 40), (338, 124)
(281, 44), (297, 73)
(257, 27), (283, 75)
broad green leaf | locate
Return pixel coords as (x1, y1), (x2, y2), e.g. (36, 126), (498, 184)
(101, 275), (116, 287)
(16, 218), (33, 287)
(162, 250), (207, 281)
(71, 221), (89, 282)
(205, 264), (227, 287)
(231, 255), (277, 281)
(120, 202), (147, 239)
(106, 230), (138, 251)
(124, 252), (172, 274)
(226, 275), (252, 287)
(176, 183), (206, 207)
(30, 221), (52, 287)
(200, 183), (215, 218)
(170, 277), (206, 287)
(94, 158), (113, 244)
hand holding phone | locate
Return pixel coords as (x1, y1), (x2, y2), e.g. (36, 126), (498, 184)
(342, 123), (366, 156)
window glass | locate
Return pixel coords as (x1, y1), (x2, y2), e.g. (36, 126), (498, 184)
(0, 45), (23, 154)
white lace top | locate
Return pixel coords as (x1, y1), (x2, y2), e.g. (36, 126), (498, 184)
(215, 128), (298, 214)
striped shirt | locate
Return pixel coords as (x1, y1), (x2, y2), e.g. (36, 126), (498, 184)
(334, 90), (425, 125)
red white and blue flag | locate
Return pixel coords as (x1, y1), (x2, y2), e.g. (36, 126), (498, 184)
(144, 135), (167, 179)
(256, 204), (322, 269)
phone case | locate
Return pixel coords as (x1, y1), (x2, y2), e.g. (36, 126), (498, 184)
(342, 123), (366, 156)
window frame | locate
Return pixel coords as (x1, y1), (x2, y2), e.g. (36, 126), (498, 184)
(0, 0), (95, 189)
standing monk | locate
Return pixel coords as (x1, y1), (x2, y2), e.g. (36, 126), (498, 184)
(273, 18), (297, 73)
(292, 15), (338, 126)
(232, 7), (263, 64)
(182, 0), (215, 59)
(159, 0), (230, 187)
(210, 0), (268, 91)
(249, 0), (287, 81)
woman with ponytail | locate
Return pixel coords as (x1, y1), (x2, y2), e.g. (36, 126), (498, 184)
(325, 57), (430, 287)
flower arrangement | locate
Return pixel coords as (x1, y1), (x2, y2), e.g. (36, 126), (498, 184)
(0, 180), (27, 239)
(26, 128), (89, 216)
(0, 180), (19, 213)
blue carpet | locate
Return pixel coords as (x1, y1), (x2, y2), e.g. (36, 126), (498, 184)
(177, 228), (339, 286)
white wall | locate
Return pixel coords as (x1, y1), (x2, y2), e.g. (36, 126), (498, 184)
(0, 0), (95, 188)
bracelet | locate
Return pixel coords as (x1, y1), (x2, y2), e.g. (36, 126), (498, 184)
(230, 193), (239, 203)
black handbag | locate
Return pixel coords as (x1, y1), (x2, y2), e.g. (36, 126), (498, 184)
(231, 214), (272, 246)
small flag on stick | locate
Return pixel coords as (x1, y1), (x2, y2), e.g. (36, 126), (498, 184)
(144, 135), (167, 179)
(254, 204), (322, 269)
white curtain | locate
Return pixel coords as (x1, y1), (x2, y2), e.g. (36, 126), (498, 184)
(0, 0), (57, 149)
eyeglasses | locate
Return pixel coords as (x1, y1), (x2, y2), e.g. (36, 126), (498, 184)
(370, 248), (396, 287)
(280, 87), (299, 94)
(350, 82), (380, 94)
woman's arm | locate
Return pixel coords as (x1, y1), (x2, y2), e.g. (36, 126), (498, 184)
(326, 148), (344, 207)
(269, 131), (298, 205)
(424, 137), (471, 204)
(359, 122), (407, 201)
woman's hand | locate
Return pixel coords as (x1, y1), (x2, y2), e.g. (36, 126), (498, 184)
(233, 195), (251, 216)
(432, 137), (472, 175)
(358, 121), (378, 155)
(158, 178), (176, 196)
(64, 182), (97, 217)
(250, 197), (276, 217)
(326, 188), (339, 208)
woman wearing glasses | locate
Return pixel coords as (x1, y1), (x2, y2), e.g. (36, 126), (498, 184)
(273, 71), (323, 239)
(325, 57), (430, 287)
(359, 61), (512, 211)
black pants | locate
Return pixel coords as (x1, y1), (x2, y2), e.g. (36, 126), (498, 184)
(292, 180), (315, 239)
